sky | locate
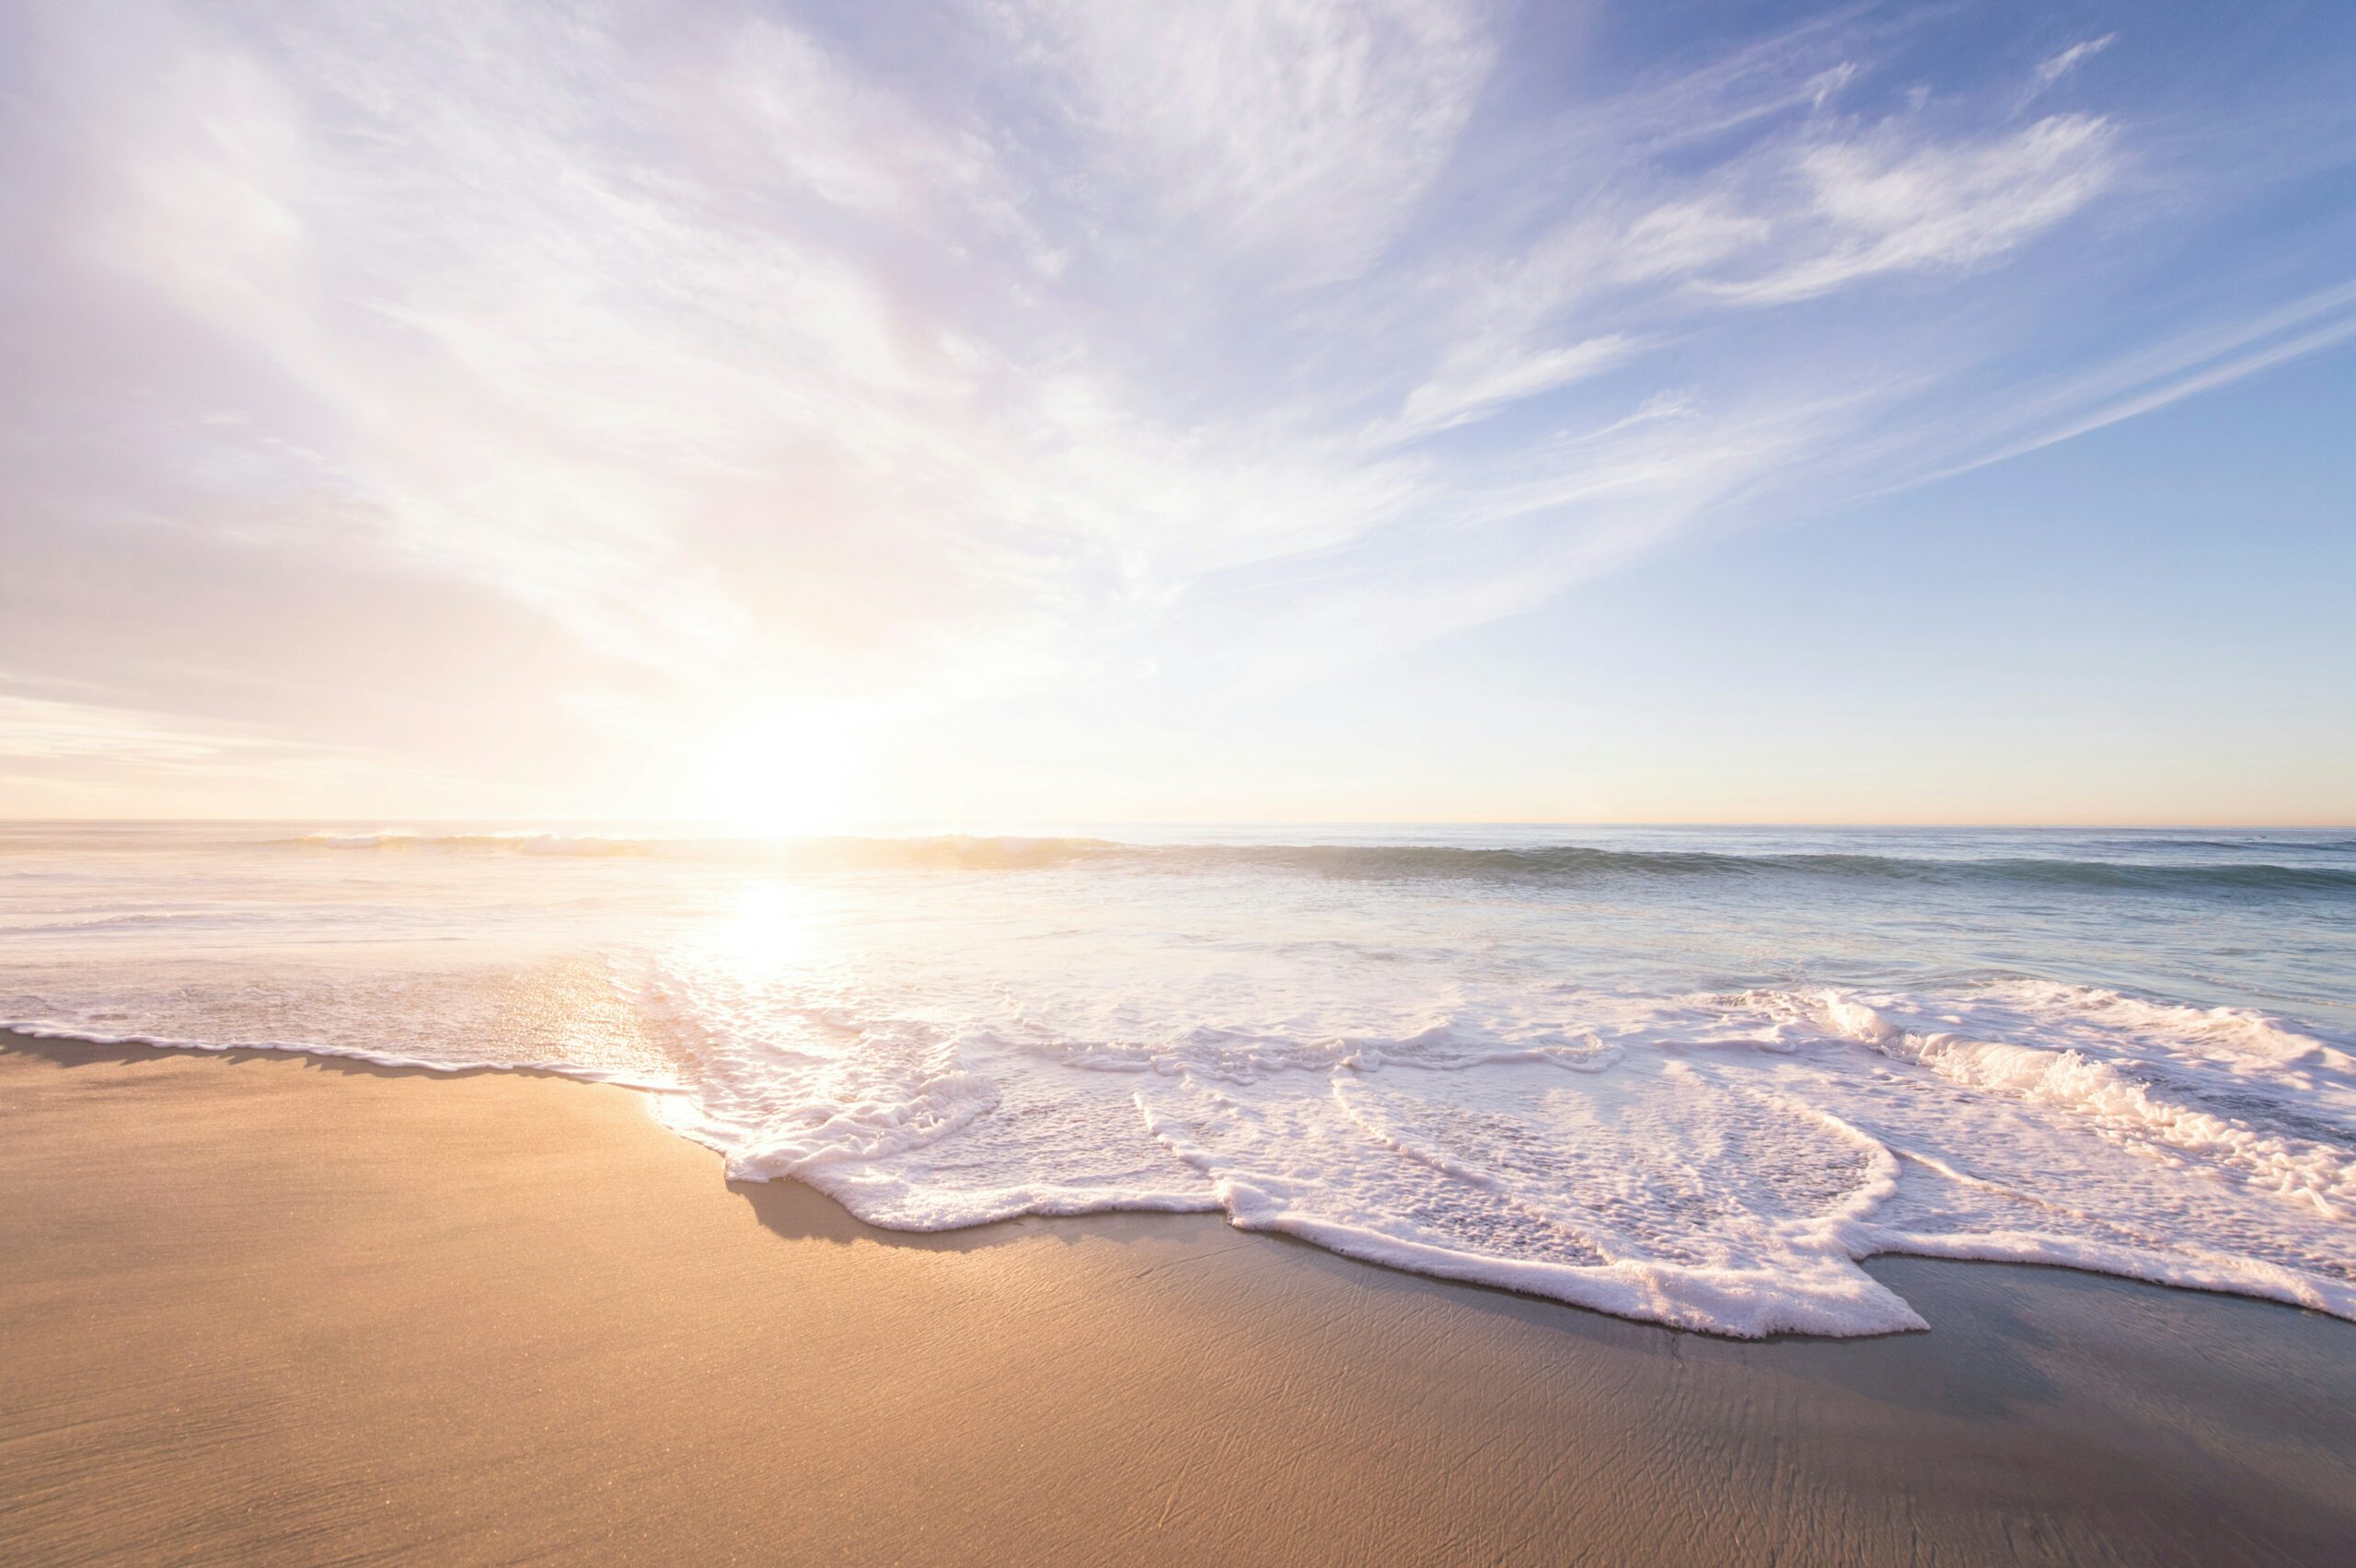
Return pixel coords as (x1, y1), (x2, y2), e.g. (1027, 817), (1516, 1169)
(2, 0), (2352, 826)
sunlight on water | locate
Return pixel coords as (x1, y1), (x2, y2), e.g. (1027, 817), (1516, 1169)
(5, 822), (2352, 1336)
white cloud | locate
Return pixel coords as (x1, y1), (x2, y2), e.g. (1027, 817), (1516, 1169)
(999, 0), (1495, 282)
(1382, 334), (1641, 442)
(4, 0), (2344, 813)
(2034, 33), (2119, 93)
(0, 691), (264, 767)
(1707, 114), (2119, 303)
(1912, 278), (2356, 481)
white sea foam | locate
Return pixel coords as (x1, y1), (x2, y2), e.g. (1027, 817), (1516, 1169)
(617, 965), (2356, 1335)
(5, 821), (2352, 1337)
(1819, 990), (2356, 1216)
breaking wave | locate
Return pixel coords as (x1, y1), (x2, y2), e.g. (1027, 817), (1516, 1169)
(12, 820), (2354, 1338)
(281, 831), (2356, 893)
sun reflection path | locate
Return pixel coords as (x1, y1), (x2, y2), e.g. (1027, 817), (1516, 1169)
(705, 880), (826, 971)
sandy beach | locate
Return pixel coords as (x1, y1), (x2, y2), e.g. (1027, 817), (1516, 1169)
(4, 1029), (2352, 1567)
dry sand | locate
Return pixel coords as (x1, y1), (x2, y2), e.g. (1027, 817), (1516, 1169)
(5, 1029), (2353, 1566)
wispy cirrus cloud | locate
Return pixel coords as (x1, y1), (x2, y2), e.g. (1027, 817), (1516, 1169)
(2029, 33), (2118, 99)
(1, 0), (2350, 814)
(1703, 112), (2119, 303)
(0, 684), (485, 818)
(1905, 279), (2356, 483)
(996, 0), (1496, 282)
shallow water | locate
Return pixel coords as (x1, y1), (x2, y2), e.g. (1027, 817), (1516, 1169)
(6, 821), (2352, 1336)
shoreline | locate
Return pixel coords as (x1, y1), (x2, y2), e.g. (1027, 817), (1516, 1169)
(6, 1029), (2353, 1564)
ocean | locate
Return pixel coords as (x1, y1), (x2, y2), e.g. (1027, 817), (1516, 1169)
(6, 821), (2351, 1337)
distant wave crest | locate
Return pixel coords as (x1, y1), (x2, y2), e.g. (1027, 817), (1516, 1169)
(280, 831), (2356, 892)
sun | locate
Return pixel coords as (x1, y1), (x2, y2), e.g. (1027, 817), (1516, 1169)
(693, 709), (860, 834)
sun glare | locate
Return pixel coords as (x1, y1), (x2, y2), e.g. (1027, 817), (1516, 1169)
(704, 880), (825, 968)
(695, 710), (860, 834)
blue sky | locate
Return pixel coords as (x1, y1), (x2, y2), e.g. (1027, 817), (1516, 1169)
(1, 0), (2350, 823)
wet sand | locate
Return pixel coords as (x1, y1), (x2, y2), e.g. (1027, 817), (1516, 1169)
(4, 1029), (2353, 1566)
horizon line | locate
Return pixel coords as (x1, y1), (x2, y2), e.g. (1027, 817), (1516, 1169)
(7, 817), (2351, 833)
